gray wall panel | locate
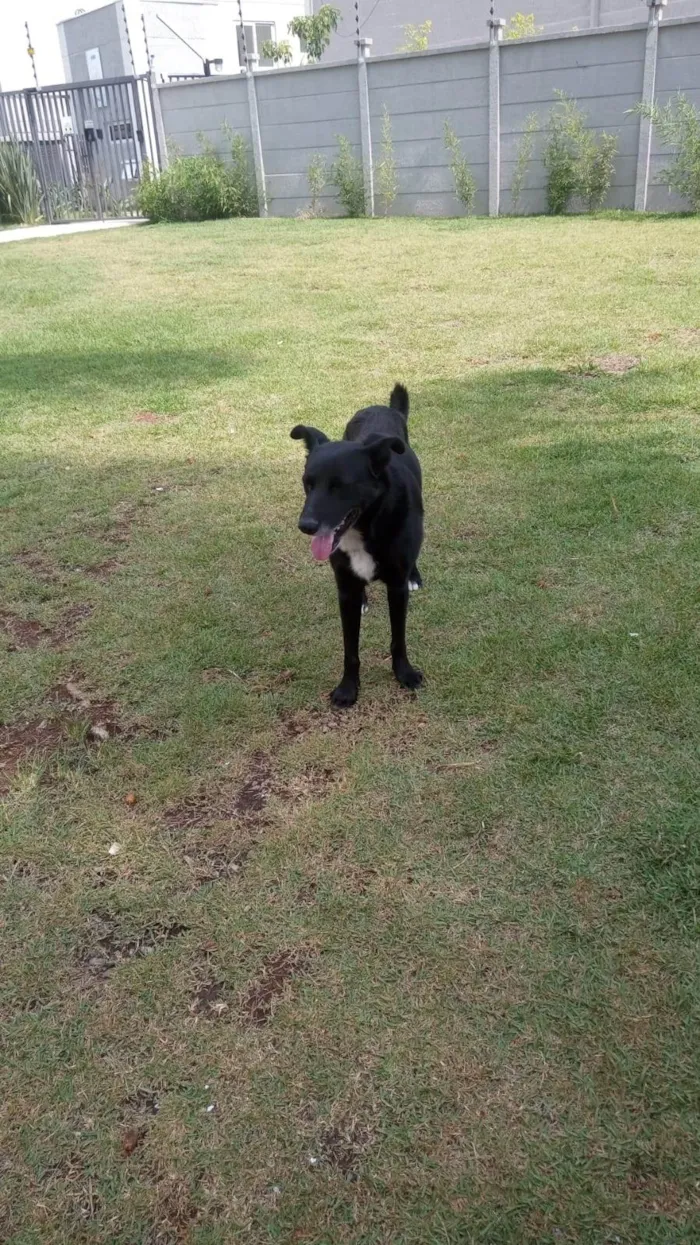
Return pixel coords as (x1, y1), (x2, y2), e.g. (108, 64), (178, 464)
(157, 18), (700, 217)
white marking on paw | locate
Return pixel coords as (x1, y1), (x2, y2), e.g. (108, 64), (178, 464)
(408, 580), (420, 592)
(338, 527), (376, 583)
(361, 601), (369, 615)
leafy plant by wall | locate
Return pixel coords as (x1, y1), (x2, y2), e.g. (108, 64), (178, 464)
(376, 106), (398, 216)
(509, 113), (538, 214)
(305, 153), (328, 217)
(543, 91), (617, 214)
(634, 92), (700, 211)
(136, 130), (258, 223)
(330, 136), (365, 217)
(0, 142), (42, 224)
(443, 120), (477, 215)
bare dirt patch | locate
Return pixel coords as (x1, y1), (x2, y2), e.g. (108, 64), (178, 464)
(0, 603), (92, 651)
(0, 719), (67, 794)
(0, 610), (52, 649)
(314, 1118), (373, 1176)
(125, 1087), (161, 1116)
(240, 947), (316, 1026)
(82, 557), (122, 581)
(164, 752), (274, 832)
(591, 354), (640, 375)
(13, 550), (63, 583)
(182, 840), (251, 885)
(189, 976), (229, 1019)
(82, 911), (188, 978)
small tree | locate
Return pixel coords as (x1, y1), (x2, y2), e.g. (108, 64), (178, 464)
(331, 135), (365, 217)
(444, 120), (477, 215)
(306, 153), (328, 216)
(634, 92), (700, 211)
(376, 106), (398, 215)
(398, 21), (432, 53)
(260, 39), (293, 65)
(505, 12), (543, 39)
(510, 112), (538, 214)
(288, 5), (340, 63)
(543, 91), (617, 214)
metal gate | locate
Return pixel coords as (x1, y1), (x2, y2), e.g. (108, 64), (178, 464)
(0, 75), (162, 223)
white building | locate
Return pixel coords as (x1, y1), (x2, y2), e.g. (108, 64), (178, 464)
(57, 0), (310, 83)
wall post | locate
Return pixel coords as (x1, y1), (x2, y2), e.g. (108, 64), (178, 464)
(634, 0), (667, 212)
(487, 18), (505, 218)
(149, 73), (169, 170)
(246, 54), (268, 217)
(590, 0), (602, 28)
(356, 36), (375, 218)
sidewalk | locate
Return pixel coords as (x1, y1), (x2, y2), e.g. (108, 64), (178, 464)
(0, 219), (145, 245)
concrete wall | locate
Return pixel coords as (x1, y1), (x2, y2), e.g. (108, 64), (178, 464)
(367, 48), (490, 216)
(156, 15), (700, 218)
(500, 25), (646, 213)
(317, 0), (700, 59)
(648, 16), (700, 208)
(158, 74), (252, 155)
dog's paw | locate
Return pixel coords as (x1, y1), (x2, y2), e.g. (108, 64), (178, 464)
(408, 580), (421, 593)
(394, 662), (423, 691)
(330, 680), (359, 709)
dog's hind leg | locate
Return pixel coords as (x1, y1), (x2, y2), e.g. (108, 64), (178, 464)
(387, 582), (423, 691)
(408, 565), (422, 592)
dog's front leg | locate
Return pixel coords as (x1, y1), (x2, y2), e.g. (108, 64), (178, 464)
(387, 582), (423, 691)
(331, 567), (364, 708)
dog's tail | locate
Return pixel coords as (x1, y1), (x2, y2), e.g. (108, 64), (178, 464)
(389, 383), (409, 419)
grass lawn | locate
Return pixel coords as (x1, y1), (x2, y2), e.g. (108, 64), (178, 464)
(1, 214), (699, 1244)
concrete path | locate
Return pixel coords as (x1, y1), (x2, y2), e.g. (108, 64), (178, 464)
(0, 218), (145, 245)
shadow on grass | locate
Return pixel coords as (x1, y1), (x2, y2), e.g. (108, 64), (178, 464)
(0, 348), (245, 403)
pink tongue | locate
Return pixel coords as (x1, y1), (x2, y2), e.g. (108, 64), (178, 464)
(311, 529), (334, 561)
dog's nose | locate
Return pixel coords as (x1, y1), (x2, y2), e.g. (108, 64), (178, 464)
(298, 516), (319, 535)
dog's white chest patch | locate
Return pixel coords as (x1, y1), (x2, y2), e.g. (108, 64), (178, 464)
(338, 527), (376, 582)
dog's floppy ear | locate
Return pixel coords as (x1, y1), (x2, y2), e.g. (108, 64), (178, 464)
(365, 434), (405, 475)
(290, 425), (329, 454)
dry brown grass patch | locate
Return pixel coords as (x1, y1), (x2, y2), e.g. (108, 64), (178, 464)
(240, 947), (316, 1026)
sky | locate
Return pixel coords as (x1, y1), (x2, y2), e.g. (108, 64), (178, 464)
(2, 0), (78, 91)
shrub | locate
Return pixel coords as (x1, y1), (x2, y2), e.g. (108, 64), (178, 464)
(398, 21), (432, 53)
(306, 153), (328, 217)
(225, 128), (259, 217)
(136, 131), (258, 223)
(634, 92), (700, 211)
(376, 106), (398, 216)
(505, 12), (543, 39)
(330, 136), (365, 217)
(543, 91), (617, 214)
(443, 120), (477, 215)
(510, 112), (538, 214)
(0, 141), (42, 224)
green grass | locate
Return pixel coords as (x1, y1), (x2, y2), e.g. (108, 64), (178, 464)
(1, 215), (699, 1244)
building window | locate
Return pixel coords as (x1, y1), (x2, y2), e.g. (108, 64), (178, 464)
(236, 22), (276, 69)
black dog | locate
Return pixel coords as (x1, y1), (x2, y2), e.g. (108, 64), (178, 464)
(291, 383), (423, 707)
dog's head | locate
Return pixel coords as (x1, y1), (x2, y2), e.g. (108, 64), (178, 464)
(290, 425), (405, 561)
